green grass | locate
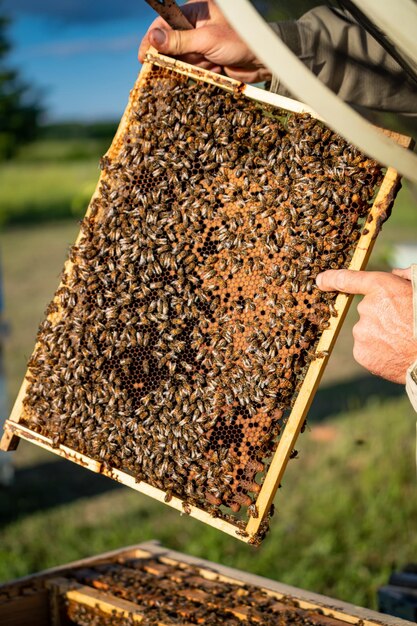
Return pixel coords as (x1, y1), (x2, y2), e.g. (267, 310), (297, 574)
(15, 138), (111, 163)
(0, 135), (107, 226)
(0, 160), (99, 226)
(0, 222), (80, 398)
(0, 221), (416, 609)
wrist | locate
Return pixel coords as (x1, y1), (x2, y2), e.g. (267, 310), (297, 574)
(406, 357), (417, 412)
(408, 357), (417, 384)
(406, 265), (417, 410)
(411, 264), (417, 339)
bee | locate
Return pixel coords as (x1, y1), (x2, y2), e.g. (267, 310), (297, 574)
(247, 503), (259, 518)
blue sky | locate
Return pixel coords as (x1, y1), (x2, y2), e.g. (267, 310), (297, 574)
(3, 0), (158, 122)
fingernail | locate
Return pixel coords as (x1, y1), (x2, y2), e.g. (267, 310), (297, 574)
(315, 274), (322, 288)
(151, 28), (167, 47)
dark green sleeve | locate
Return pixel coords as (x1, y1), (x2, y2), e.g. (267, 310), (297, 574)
(269, 6), (417, 115)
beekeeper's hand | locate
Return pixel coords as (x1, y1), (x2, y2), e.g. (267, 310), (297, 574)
(316, 268), (417, 384)
(138, 0), (271, 83)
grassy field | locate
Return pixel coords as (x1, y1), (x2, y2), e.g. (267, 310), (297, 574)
(0, 137), (106, 226)
(0, 160), (99, 225)
(1, 218), (416, 609)
(0, 135), (417, 609)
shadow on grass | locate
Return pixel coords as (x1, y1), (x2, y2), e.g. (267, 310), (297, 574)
(309, 373), (405, 422)
(0, 458), (124, 527)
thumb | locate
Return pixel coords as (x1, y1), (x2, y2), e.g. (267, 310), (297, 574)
(316, 269), (377, 295)
(149, 27), (201, 56)
(392, 266), (412, 280)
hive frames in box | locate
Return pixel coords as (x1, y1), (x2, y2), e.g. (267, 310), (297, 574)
(2, 542), (415, 626)
(1, 51), (410, 543)
(57, 556), (359, 625)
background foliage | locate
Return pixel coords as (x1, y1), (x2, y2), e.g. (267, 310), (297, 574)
(0, 10), (43, 161)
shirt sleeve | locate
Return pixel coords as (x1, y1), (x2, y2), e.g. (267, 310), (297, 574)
(269, 6), (417, 114)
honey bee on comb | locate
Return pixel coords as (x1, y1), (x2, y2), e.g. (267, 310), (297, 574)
(6, 51), (404, 543)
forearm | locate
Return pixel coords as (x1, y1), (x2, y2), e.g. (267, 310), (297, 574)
(406, 265), (417, 412)
(269, 6), (417, 114)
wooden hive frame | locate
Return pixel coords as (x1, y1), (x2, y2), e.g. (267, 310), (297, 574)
(0, 541), (414, 626)
(0, 49), (413, 544)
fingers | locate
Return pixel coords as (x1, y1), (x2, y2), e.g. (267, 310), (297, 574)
(138, 3), (265, 81)
(138, 17), (171, 62)
(392, 266), (412, 280)
(316, 269), (382, 295)
(147, 26), (209, 58)
(139, 24), (211, 64)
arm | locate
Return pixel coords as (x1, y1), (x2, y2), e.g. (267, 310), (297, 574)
(269, 6), (417, 114)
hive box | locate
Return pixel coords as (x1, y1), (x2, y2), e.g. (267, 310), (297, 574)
(0, 541), (414, 626)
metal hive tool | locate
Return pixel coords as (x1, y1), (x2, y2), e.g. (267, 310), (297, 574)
(0, 50), (412, 543)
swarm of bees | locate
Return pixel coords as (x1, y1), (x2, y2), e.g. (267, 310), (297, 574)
(22, 64), (382, 527)
(65, 556), (346, 625)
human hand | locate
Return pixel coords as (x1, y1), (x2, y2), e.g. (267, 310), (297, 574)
(316, 268), (417, 384)
(138, 0), (271, 83)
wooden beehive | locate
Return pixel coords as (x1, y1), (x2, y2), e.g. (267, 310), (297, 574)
(0, 541), (413, 626)
(0, 49), (412, 543)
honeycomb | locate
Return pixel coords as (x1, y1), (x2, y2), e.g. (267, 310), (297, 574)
(64, 556), (347, 625)
(21, 63), (382, 534)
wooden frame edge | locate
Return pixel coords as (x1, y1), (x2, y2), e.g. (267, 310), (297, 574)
(47, 577), (150, 625)
(145, 49), (322, 118)
(2, 421), (247, 542)
(246, 152), (412, 536)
